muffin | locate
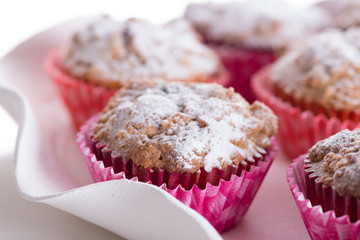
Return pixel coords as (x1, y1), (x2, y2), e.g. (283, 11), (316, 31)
(77, 80), (278, 233)
(251, 28), (360, 158)
(185, 0), (330, 102)
(44, 16), (228, 129)
(287, 129), (360, 240)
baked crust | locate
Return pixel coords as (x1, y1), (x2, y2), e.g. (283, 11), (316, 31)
(271, 29), (360, 112)
(93, 81), (278, 173)
(184, 0), (330, 49)
(61, 17), (223, 90)
(307, 129), (360, 198)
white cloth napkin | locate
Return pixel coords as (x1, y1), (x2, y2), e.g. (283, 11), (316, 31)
(0, 16), (221, 240)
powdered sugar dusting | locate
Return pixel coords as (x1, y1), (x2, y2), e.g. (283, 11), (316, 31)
(94, 81), (277, 173)
(184, 0), (331, 49)
(271, 29), (360, 111)
(61, 17), (222, 89)
(308, 129), (360, 198)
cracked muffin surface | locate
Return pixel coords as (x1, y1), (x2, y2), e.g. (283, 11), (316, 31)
(271, 29), (360, 112)
(307, 129), (360, 198)
(93, 81), (278, 173)
(61, 17), (223, 89)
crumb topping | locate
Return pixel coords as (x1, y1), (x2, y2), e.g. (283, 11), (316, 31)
(308, 129), (360, 198)
(184, 0), (330, 49)
(271, 29), (360, 112)
(93, 81), (277, 173)
(61, 17), (222, 89)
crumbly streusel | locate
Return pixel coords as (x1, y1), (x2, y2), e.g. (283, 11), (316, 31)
(93, 81), (277, 173)
(307, 129), (360, 198)
(271, 29), (360, 112)
(61, 17), (222, 89)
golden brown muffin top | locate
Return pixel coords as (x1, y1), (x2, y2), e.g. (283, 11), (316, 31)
(184, 0), (330, 49)
(307, 129), (360, 198)
(335, 1), (360, 30)
(271, 29), (360, 112)
(61, 17), (223, 90)
(93, 81), (278, 173)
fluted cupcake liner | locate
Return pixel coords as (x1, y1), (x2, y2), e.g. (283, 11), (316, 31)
(44, 48), (230, 129)
(210, 43), (276, 103)
(251, 67), (360, 159)
(287, 155), (360, 240)
(77, 113), (278, 233)
(304, 159), (360, 222)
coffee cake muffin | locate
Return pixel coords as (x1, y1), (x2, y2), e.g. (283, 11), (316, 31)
(252, 28), (360, 158)
(287, 129), (360, 239)
(185, 0), (330, 102)
(271, 29), (360, 118)
(44, 16), (228, 129)
(77, 81), (278, 233)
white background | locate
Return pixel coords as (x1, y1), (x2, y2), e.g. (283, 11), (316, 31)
(0, 0), (319, 239)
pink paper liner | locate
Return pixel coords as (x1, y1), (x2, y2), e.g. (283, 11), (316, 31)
(287, 155), (360, 240)
(209, 43), (276, 103)
(77, 113), (278, 233)
(251, 67), (360, 159)
(273, 85), (360, 122)
(304, 160), (360, 222)
(44, 48), (230, 129)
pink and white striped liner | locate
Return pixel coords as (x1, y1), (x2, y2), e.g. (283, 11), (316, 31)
(44, 49), (115, 129)
(77, 114), (278, 233)
(287, 155), (360, 240)
(304, 159), (360, 223)
(251, 68), (360, 159)
(44, 48), (230, 130)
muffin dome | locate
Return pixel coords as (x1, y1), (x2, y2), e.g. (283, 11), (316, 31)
(61, 16), (223, 89)
(184, 0), (330, 49)
(93, 81), (277, 173)
(271, 28), (360, 112)
(307, 128), (360, 198)
(335, 1), (360, 30)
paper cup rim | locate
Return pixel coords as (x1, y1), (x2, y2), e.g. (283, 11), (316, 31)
(78, 112), (279, 192)
(286, 155), (360, 226)
(251, 67), (360, 127)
